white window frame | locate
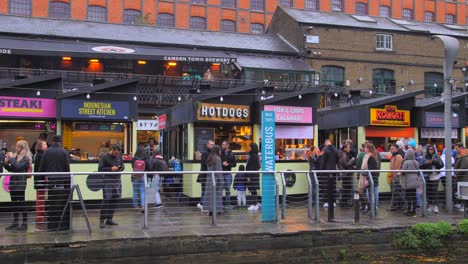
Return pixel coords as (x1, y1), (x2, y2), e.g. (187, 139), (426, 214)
(376, 34), (393, 51)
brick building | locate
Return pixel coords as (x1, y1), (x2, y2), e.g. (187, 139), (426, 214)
(0, 0), (467, 33)
(268, 7), (468, 97)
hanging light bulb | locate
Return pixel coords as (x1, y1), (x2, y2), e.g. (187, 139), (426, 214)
(86, 93), (90, 99)
(401, 86), (405, 92)
(36, 90), (41, 96)
(369, 90), (373, 95)
(177, 96), (181, 102)
(260, 96), (265, 101)
(220, 96), (224, 102)
(133, 96), (137, 101)
(298, 94), (302, 99)
(334, 92), (338, 97)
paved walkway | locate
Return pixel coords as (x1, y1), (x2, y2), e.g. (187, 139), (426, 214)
(0, 200), (465, 248)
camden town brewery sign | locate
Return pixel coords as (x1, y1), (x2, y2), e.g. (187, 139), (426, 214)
(370, 105), (410, 127)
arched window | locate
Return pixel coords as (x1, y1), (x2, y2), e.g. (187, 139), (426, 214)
(123, 9), (141, 24)
(355, 2), (368, 15)
(424, 11), (435, 22)
(379, 5), (390, 17)
(250, 0), (264, 11)
(190, 16), (206, 30)
(446, 14), (455, 24)
(402, 8), (413, 21)
(221, 0), (236, 9)
(158, 13), (175, 27)
(372, 69), (395, 95)
(305, 0), (319, 10)
(9, 0), (31, 16)
(221, 20), (236, 32)
(279, 0), (292, 7)
(49, 1), (70, 19)
(331, 0), (343, 12)
(250, 23), (264, 34)
(424, 72), (443, 97)
(322, 66), (344, 87)
(87, 5), (106, 22)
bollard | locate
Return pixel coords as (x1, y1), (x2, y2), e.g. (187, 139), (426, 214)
(354, 191), (360, 223)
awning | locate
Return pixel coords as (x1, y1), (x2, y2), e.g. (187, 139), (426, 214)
(0, 37), (236, 63)
(233, 54), (314, 72)
(365, 127), (414, 138)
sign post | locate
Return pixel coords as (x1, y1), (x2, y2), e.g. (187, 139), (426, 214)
(261, 111), (276, 222)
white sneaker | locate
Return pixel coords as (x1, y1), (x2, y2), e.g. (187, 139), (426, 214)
(454, 203), (463, 209)
(427, 205), (435, 212)
(248, 205), (259, 211)
(433, 205), (439, 214)
(257, 202), (262, 208)
(456, 205), (465, 212)
(197, 203), (203, 210)
(323, 203), (328, 208)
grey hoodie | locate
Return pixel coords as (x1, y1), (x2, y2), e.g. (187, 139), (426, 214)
(401, 149), (420, 189)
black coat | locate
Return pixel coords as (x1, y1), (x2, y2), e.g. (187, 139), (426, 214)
(320, 144), (339, 171)
(0, 151), (4, 173)
(221, 149), (237, 171)
(33, 149), (45, 189)
(4, 156), (30, 191)
(246, 144), (261, 190)
(39, 144), (71, 188)
(197, 149), (210, 183)
(98, 152), (124, 180)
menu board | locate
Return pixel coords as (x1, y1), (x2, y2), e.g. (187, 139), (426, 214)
(194, 127), (215, 153)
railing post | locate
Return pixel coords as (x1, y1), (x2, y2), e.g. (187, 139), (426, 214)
(69, 173), (74, 230)
(275, 172), (280, 224)
(211, 172), (216, 226)
(281, 172), (286, 220)
(143, 172), (148, 229)
(313, 171), (320, 222)
(306, 172), (313, 220)
(419, 171), (427, 217)
(367, 170), (375, 219)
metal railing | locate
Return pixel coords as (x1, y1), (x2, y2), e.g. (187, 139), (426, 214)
(0, 169), (466, 234)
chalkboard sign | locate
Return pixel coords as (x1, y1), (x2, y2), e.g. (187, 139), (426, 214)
(194, 127), (215, 153)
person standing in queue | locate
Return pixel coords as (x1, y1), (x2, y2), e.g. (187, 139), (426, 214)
(319, 139), (339, 222)
(221, 141), (236, 209)
(39, 135), (71, 231)
(3, 140), (32, 231)
(197, 139), (214, 211)
(246, 142), (261, 211)
(99, 144), (124, 228)
(33, 140), (47, 230)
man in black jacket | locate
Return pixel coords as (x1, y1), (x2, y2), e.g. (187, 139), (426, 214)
(39, 135), (71, 231)
(221, 141), (237, 208)
(319, 139), (339, 222)
(196, 140), (214, 210)
(98, 144), (125, 228)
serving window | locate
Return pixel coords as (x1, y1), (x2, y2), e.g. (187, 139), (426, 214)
(274, 125), (313, 160)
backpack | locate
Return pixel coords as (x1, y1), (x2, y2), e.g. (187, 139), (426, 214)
(133, 159), (146, 177)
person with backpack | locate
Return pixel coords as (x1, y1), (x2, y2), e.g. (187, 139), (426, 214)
(151, 152), (168, 209)
(131, 147), (149, 211)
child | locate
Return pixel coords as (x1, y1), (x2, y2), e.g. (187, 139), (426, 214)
(233, 165), (247, 207)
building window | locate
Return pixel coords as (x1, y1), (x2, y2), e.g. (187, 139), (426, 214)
(376, 34), (393, 51)
(250, 0), (264, 11)
(123, 9), (141, 24)
(190, 16), (206, 30)
(221, 0), (236, 9)
(279, 0), (292, 7)
(9, 0), (31, 16)
(87, 5), (106, 22)
(305, 0), (319, 10)
(379, 5), (390, 17)
(372, 69), (396, 96)
(331, 0), (343, 12)
(158, 13), (175, 27)
(446, 14), (455, 24)
(402, 8), (413, 21)
(221, 19), (236, 32)
(322, 66), (344, 87)
(355, 2), (368, 15)
(424, 72), (443, 97)
(191, 0), (207, 4)
(250, 23), (264, 34)
(49, 1), (70, 19)
(424, 11), (435, 22)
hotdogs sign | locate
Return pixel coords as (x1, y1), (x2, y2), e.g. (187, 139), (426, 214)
(370, 105), (410, 127)
(197, 103), (250, 122)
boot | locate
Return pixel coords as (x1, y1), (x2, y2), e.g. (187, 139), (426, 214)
(5, 223), (18, 231)
(405, 205), (412, 216)
(17, 223), (28, 231)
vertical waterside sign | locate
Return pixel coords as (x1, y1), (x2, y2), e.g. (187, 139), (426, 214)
(261, 111), (276, 222)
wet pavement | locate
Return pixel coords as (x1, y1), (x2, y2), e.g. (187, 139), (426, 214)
(0, 199), (465, 247)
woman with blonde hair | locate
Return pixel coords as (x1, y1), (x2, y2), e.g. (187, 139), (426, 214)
(3, 139), (32, 231)
(359, 143), (379, 214)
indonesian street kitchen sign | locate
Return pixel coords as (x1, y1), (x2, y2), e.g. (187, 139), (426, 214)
(196, 103), (250, 122)
(0, 96), (56, 118)
(370, 105), (410, 127)
(61, 99), (130, 120)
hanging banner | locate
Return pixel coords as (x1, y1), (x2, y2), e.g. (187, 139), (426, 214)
(370, 105), (410, 127)
(61, 99), (130, 120)
(421, 128), (458, 139)
(0, 96), (56, 118)
(137, 119), (158, 131)
(261, 111), (276, 222)
(425, 112), (459, 128)
(196, 103), (250, 122)
(264, 105), (312, 124)
(158, 114), (167, 130)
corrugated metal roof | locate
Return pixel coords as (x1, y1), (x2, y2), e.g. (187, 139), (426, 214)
(0, 14), (297, 54)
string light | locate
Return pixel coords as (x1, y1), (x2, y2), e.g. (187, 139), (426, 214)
(86, 93), (90, 99)
(177, 96), (181, 102)
(36, 90), (41, 96)
(220, 96), (224, 102)
(298, 94), (302, 99)
(133, 96), (137, 101)
(401, 86), (405, 92)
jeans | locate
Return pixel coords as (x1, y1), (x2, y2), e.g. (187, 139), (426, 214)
(132, 177), (145, 208)
(152, 175), (162, 205)
(366, 186), (379, 208)
(223, 173), (232, 206)
(200, 182), (206, 205)
(237, 190), (246, 206)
